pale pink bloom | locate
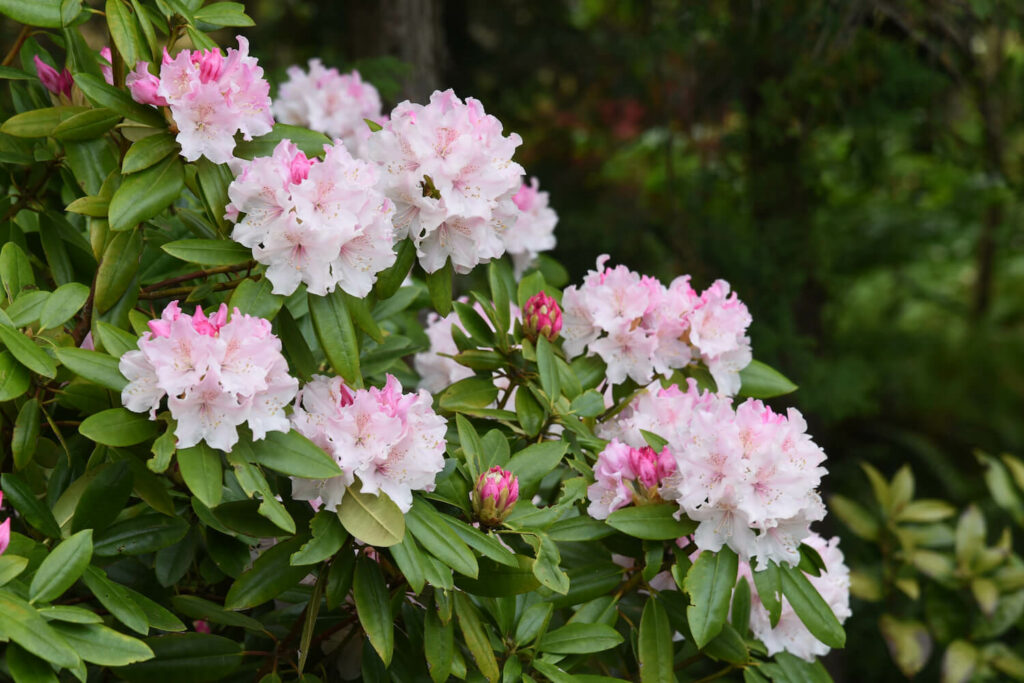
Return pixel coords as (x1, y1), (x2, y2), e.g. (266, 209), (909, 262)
(366, 89), (524, 273)
(227, 139), (396, 296)
(134, 37), (273, 163)
(290, 375), (447, 514)
(506, 177), (557, 276)
(126, 62), (168, 106)
(689, 279), (752, 395)
(274, 61), (383, 158)
(586, 439), (675, 520)
(99, 47), (113, 85)
(743, 532), (851, 660)
(119, 302), (298, 451)
(0, 491), (9, 557)
(33, 56), (72, 97)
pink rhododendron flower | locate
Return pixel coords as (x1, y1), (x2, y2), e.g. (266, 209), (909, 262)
(0, 491), (9, 557)
(119, 301), (298, 452)
(596, 379), (827, 567)
(290, 374), (447, 513)
(366, 89), (524, 274)
(507, 177), (558, 276)
(100, 46), (114, 85)
(127, 37), (274, 163)
(34, 56), (72, 98)
(586, 439), (675, 520)
(561, 255), (751, 393)
(226, 138), (396, 296)
(522, 291), (562, 343)
(273, 60), (383, 158)
(740, 532), (851, 660)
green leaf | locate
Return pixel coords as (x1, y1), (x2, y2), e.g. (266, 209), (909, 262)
(507, 441), (567, 498)
(439, 376), (498, 411)
(0, 242), (35, 299)
(605, 503), (697, 540)
(239, 429), (342, 479)
(106, 0), (147, 70)
(0, 0), (74, 27)
(95, 227), (142, 312)
(73, 461), (134, 533)
(532, 533), (570, 594)
(66, 195), (109, 217)
(308, 289), (361, 387)
(737, 360), (798, 399)
(6, 643), (59, 683)
(337, 486), (405, 547)
(406, 498), (478, 578)
(0, 589), (80, 669)
(170, 595), (264, 632)
(731, 576), (752, 632)
(29, 529), (93, 604)
(0, 106), (88, 138)
(878, 615), (930, 678)
(122, 133), (178, 174)
(570, 389), (605, 418)
(389, 530), (428, 593)
(95, 321), (140, 357)
(354, 555), (393, 666)
(751, 561), (783, 627)
(229, 277), (282, 320)
(441, 515), (518, 567)
(0, 555), (29, 586)
(232, 123), (331, 160)
(213, 499), (291, 538)
(455, 554), (540, 597)
(828, 494), (880, 541)
(193, 1), (253, 26)
(54, 347), (127, 391)
(684, 547), (738, 649)
(0, 350), (30, 400)
(424, 605), (453, 683)
(51, 107), (122, 141)
(224, 536), (311, 611)
(81, 567), (148, 634)
(536, 335), (560, 400)
(639, 597), (673, 683)
(72, 73), (166, 128)
(161, 238), (254, 266)
(80, 407), (157, 446)
(177, 443), (222, 508)
(50, 621), (154, 666)
(93, 513), (189, 556)
(39, 282), (89, 330)
(373, 238), (416, 299)
(114, 633), (243, 682)
(780, 563), (846, 648)
(539, 622), (623, 654)
(6, 291), (49, 327)
(1, 472), (62, 538)
(426, 259), (454, 315)
(453, 592), (499, 682)
(290, 511), (348, 566)
(0, 325), (57, 378)
(453, 301), (495, 346)
(108, 156), (184, 232)
(515, 385), (545, 437)
(12, 397), (40, 470)
(37, 605), (103, 624)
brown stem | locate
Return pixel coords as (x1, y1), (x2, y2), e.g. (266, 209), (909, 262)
(141, 262), (256, 292)
(2, 25), (31, 68)
(138, 277), (248, 300)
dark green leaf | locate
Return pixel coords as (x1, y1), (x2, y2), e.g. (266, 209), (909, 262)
(239, 429), (342, 479)
(308, 289), (361, 387)
(51, 107), (122, 141)
(94, 513), (188, 556)
(232, 124), (330, 160)
(454, 592), (499, 682)
(1, 473), (62, 538)
(439, 376), (498, 411)
(507, 441), (566, 498)
(95, 227), (142, 313)
(426, 259), (453, 316)
(224, 536), (310, 609)
(50, 621), (154, 666)
(406, 498), (478, 577)
(114, 633), (243, 682)
(79, 407), (157, 446)
(29, 529), (93, 604)
(161, 239), (251, 266)
(122, 133), (178, 174)
(737, 360), (798, 399)
(0, 589), (80, 669)
(780, 563), (846, 649)
(639, 597), (673, 683)
(177, 443), (222, 508)
(290, 511), (347, 566)
(354, 555), (393, 666)
(54, 347), (127, 391)
(605, 503), (697, 540)
(72, 73), (166, 128)
(108, 156), (184, 231)
(538, 622), (623, 654)
(40, 282), (89, 329)
(12, 397), (39, 470)
(684, 547), (738, 649)
(373, 238), (416, 299)
(0, 325), (57, 378)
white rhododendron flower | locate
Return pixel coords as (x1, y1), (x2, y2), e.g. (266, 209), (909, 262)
(119, 301), (298, 452)
(226, 138), (396, 297)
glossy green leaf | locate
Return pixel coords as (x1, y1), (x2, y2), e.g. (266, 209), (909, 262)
(73, 461), (134, 533)
(232, 123), (330, 160)
(122, 133), (178, 174)
(0, 350), (30, 400)
(73, 73), (166, 128)
(108, 156), (183, 231)
(0, 0), (76, 27)
(337, 486), (405, 547)
(439, 376), (499, 411)
(177, 443), (223, 508)
(780, 563), (846, 649)
(0, 106), (87, 138)
(426, 258), (453, 315)
(12, 397), (39, 470)
(639, 596), (673, 683)
(373, 238), (416, 299)
(106, 0), (147, 70)
(539, 622), (623, 654)
(406, 498), (478, 577)
(240, 429), (342, 479)
(225, 536), (310, 609)
(0, 325), (57, 378)
(454, 592), (499, 682)
(228, 277), (282, 320)
(79, 408), (157, 446)
(0, 589), (80, 669)
(29, 529), (93, 604)
(737, 360), (798, 398)
(1, 473), (62, 538)
(424, 605), (453, 683)
(39, 282), (89, 329)
(308, 289), (361, 387)
(290, 510), (347, 566)
(93, 513), (189, 556)
(684, 546), (738, 649)
(80, 567), (148, 634)
(95, 228), (142, 313)
(536, 335), (560, 400)
(605, 503), (697, 540)
(54, 347), (127, 391)
(50, 621), (154, 666)
(354, 555), (393, 666)
(114, 633), (243, 682)
(51, 107), (121, 141)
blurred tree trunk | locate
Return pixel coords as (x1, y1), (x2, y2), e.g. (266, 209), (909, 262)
(342, 0), (446, 103)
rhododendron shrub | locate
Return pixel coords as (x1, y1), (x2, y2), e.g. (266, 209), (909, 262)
(0, 5), (850, 682)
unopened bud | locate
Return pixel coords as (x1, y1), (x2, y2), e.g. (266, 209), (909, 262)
(34, 56), (72, 98)
(522, 291), (562, 343)
(472, 466), (519, 526)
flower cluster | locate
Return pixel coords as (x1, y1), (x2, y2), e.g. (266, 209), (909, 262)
(507, 178), (558, 276)
(598, 379), (827, 567)
(273, 60), (383, 158)
(365, 89), (524, 274)
(562, 255), (752, 394)
(290, 374), (447, 513)
(740, 532), (852, 660)
(586, 439), (676, 520)
(120, 302), (298, 452)
(226, 138), (396, 296)
(127, 36), (273, 163)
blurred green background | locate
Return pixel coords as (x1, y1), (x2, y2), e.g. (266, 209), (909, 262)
(239, 1), (1024, 677)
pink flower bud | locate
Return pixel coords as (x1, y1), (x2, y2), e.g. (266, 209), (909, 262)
(289, 151), (314, 184)
(34, 56), (72, 97)
(191, 304), (228, 337)
(191, 48), (223, 84)
(100, 46), (114, 85)
(126, 62), (168, 107)
(629, 446), (660, 489)
(522, 291), (562, 343)
(193, 620), (211, 634)
(0, 492), (8, 557)
(472, 466), (519, 526)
